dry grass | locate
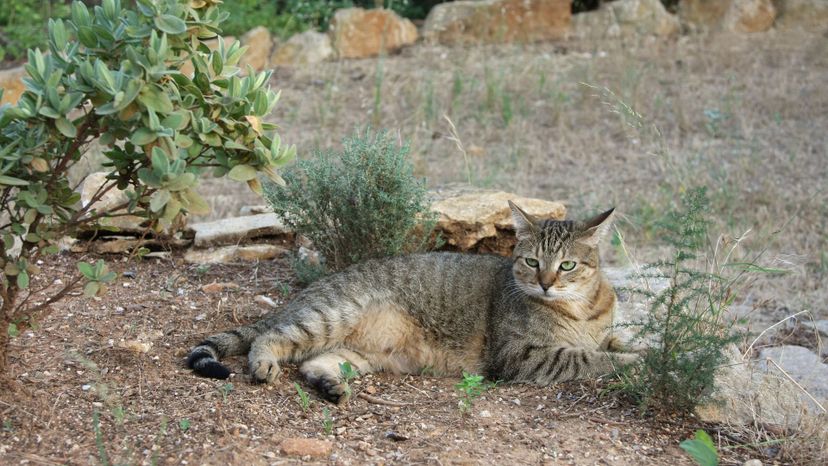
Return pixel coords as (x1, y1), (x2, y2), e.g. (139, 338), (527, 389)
(199, 30), (827, 322)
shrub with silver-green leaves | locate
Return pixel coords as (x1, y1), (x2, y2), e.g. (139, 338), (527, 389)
(264, 130), (434, 274)
(0, 0), (294, 372)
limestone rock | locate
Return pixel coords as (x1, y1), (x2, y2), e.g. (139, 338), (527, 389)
(239, 26), (274, 71)
(279, 437), (333, 458)
(723, 0), (777, 33)
(271, 31), (334, 66)
(604, 266), (671, 347)
(83, 237), (189, 254)
(759, 345), (828, 403)
(430, 187), (566, 255)
(679, 0), (732, 30)
(696, 346), (808, 429)
(329, 8), (417, 59)
(773, 0), (827, 31)
(0, 65), (26, 105)
(188, 213), (291, 248)
(573, 0), (680, 40)
(184, 244), (288, 264)
(806, 319), (828, 337)
(423, 0), (571, 45)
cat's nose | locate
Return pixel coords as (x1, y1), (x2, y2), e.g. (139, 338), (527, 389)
(539, 282), (551, 292)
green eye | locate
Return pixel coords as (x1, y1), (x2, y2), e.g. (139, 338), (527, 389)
(559, 261), (577, 271)
(524, 258), (539, 268)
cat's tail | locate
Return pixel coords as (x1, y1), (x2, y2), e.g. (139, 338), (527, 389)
(186, 322), (266, 379)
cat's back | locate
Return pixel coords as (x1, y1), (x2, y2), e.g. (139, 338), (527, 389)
(292, 252), (510, 327)
(312, 251), (507, 298)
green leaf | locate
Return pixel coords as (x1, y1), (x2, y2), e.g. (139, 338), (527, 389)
(151, 147), (171, 173)
(227, 164), (257, 182)
(155, 15), (186, 35)
(181, 188), (210, 215)
(0, 175), (30, 187)
(131, 127), (158, 146)
(138, 85), (174, 114)
(149, 189), (171, 213)
(7, 323), (20, 338)
(94, 260), (105, 276)
(38, 106), (62, 119)
(83, 282), (100, 298)
(99, 272), (117, 283)
(164, 172), (196, 192)
(680, 430), (718, 466)
(17, 270), (30, 289)
(78, 262), (95, 279)
(56, 118), (78, 138)
(161, 111), (188, 130)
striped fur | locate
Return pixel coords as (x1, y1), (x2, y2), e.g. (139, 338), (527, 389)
(187, 203), (637, 403)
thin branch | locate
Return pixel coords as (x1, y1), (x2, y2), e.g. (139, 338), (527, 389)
(19, 275), (84, 319)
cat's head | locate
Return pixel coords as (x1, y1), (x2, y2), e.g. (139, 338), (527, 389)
(508, 201), (614, 303)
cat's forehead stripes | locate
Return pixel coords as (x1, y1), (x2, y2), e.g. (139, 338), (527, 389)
(537, 220), (576, 253)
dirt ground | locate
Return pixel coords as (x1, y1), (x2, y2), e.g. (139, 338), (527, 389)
(2, 27), (826, 466)
(2, 251), (775, 465)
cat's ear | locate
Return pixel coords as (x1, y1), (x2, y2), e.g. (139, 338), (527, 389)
(509, 200), (538, 240)
(576, 208), (615, 247)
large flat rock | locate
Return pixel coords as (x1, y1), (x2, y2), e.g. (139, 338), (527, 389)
(423, 0), (570, 45)
(188, 213), (291, 248)
(430, 188), (566, 255)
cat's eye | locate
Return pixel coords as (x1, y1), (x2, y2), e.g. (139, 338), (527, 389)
(524, 258), (539, 268)
(559, 261), (577, 271)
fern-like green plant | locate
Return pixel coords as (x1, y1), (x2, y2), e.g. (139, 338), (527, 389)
(613, 188), (741, 413)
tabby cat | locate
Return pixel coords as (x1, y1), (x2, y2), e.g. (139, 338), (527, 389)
(187, 202), (638, 403)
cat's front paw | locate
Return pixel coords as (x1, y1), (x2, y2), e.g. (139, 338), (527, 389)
(250, 357), (281, 384)
(610, 352), (640, 366)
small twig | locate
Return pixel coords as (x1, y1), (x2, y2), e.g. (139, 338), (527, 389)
(557, 405), (606, 419)
(765, 357), (826, 413)
(357, 392), (409, 407)
(587, 417), (627, 426)
(403, 381), (428, 395)
(45, 393), (65, 429)
(0, 399), (36, 418)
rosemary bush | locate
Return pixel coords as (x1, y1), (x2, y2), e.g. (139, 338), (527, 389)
(264, 129), (435, 274)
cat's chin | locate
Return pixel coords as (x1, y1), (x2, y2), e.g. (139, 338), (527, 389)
(521, 285), (573, 302)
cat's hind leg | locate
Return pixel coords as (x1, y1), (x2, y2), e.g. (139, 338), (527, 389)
(299, 348), (375, 404)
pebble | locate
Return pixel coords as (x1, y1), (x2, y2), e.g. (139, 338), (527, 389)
(479, 410), (492, 418)
(201, 282), (239, 294)
(743, 460), (763, 466)
(280, 438), (332, 458)
(512, 398), (521, 406)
